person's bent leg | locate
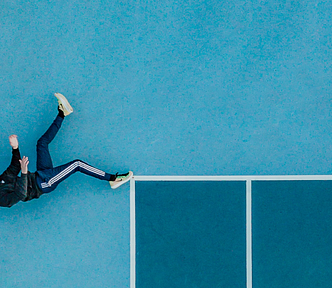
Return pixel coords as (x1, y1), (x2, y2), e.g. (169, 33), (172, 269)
(36, 115), (64, 171)
(36, 159), (116, 193)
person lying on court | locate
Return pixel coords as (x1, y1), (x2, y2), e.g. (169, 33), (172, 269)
(0, 93), (133, 208)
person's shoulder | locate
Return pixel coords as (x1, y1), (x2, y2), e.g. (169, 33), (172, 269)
(0, 172), (6, 181)
(0, 171), (16, 182)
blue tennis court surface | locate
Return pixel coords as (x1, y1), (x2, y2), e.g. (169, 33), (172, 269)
(1, 0), (332, 287)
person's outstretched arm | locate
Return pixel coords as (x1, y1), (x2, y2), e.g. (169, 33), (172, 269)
(0, 135), (21, 178)
(15, 156), (29, 196)
(0, 156), (29, 208)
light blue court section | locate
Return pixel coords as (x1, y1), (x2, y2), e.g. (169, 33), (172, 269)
(1, 0), (332, 176)
(1, 0), (332, 287)
(0, 181), (130, 288)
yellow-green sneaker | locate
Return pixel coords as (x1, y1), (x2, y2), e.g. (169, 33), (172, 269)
(109, 171), (133, 189)
(54, 93), (73, 116)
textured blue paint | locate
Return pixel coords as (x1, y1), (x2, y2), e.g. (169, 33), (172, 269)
(1, 0), (332, 286)
(1, 0), (332, 176)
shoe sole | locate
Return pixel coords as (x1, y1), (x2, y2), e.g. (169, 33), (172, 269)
(110, 171), (133, 189)
(54, 93), (73, 116)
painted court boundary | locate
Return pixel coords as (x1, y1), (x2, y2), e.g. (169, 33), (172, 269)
(130, 175), (332, 288)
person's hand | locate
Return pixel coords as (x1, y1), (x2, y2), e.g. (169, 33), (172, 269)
(9, 135), (19, 149)
(19, 156), (29, 174)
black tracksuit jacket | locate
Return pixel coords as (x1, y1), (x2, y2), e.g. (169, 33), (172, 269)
(0, 148), (42, 208)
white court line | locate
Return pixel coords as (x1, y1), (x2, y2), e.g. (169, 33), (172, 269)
(133, 175), (332, 181)
(246, 180), (252, 288)
(130, 178), (136, 288)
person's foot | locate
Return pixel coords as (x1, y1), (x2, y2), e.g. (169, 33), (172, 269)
(109, 171), (133, 189)
(54, 93), (73, 116)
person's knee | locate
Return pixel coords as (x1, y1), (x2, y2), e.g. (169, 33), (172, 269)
(36, 138), (47, 148)
(72, 159), (84, 168)
(72, 159), (84, 172)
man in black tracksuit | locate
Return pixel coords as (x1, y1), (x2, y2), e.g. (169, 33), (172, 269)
(0, 93), (133, 208)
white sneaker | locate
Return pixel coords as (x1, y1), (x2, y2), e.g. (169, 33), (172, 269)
(54, 93), (73, 116)
(109, 171), (133, 189)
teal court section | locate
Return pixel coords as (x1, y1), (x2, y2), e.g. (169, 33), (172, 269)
(253, 181), (332, 288)
(135, 181), (246, 288)
(135, 179), (332, 288)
